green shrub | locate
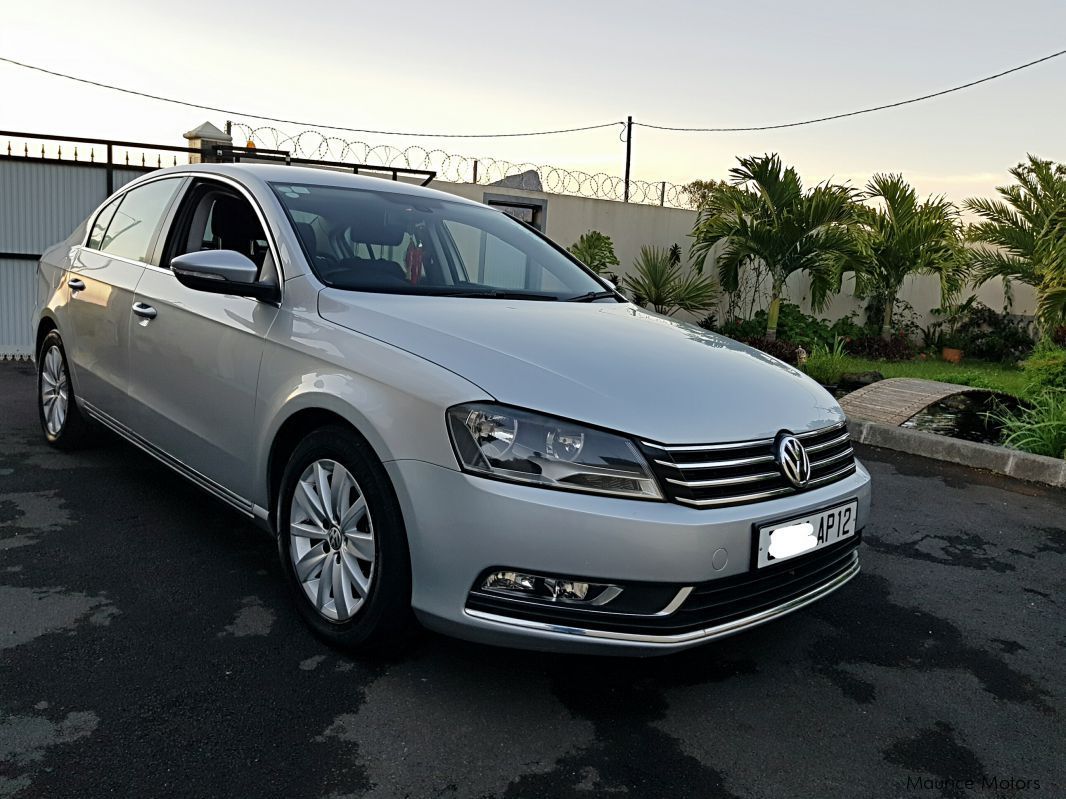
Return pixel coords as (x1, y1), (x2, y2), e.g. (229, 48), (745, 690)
(713, 303), (838, 350)
(1021, 346), (1066, 395)
(803, 338), (849, 386)
(992, 390), (1066, 459)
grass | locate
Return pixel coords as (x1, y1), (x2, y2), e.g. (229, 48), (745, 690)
(831, 355), (1029, 397)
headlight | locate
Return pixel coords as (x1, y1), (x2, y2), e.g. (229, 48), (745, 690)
(446, 403), (663, 500)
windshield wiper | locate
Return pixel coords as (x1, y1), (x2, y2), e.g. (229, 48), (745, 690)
(442, 290), (558, 301)
(564, 290), (618, 302)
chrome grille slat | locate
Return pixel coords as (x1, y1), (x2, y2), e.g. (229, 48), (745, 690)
(666, 470), (781, 489)
(811, 447), (854, 469)
(805, 432), (850, 453)
(653, 454), (775, 470)
(641, 422), (856, 509)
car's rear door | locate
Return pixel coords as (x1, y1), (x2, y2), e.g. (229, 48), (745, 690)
(64, 177), (184, 424)
(126, 177), (280, 507)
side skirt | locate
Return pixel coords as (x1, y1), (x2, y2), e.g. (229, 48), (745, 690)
(81, 400), (255, 518)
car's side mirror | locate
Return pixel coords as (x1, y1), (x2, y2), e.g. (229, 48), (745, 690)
(171, 250), (279, 301)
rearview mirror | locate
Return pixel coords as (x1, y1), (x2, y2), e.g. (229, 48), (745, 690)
(171, 250), (278, 301)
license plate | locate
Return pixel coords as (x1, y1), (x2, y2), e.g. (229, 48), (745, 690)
(755, 500), (857, 569)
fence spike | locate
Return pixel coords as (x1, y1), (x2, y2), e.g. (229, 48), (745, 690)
(41, 144), (45, 157)
(124, 152), (129, 165)
(90, 148), (95, 163)
(74, 146), (78, 161)
(57, 145), (62, 159)
(141, 153), (145, 166)
(156, 154), (161, 168)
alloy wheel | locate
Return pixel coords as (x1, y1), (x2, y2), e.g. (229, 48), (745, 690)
(288, 459), (375, 622)
(40, 345), (69, 436)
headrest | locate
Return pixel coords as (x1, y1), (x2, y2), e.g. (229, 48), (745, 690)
(346, 208), (405, 247)
(210, 195), (262, 242)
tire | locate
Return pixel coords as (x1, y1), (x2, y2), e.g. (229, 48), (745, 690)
(276, 425), (416, 654)
(37, 330), (92, 450)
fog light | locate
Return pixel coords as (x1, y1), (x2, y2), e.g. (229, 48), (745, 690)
(482, 571), (537, 593)
(481, 570), (622, 606)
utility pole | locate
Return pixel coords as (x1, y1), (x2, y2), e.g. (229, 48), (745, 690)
(623, 115), (633, 203)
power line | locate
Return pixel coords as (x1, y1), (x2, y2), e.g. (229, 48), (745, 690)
(635, 48), (1066, 132)
(3, 47), (1064, 139)
(0, 55), (623, 139)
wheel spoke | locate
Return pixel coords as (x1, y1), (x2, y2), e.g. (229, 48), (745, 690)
(291, 521), (327, 541)
(332, 467), (353, 523)
(333, 556), (352, 620)
(295, 545), (329, 582)
(344, 531), (375, 562)
(341, 550), (370, 597)
(316, 554), (335, 611)
(340, 496), (367, 533)
(295, 480), (328, 526)
(314, 462), (335, 524)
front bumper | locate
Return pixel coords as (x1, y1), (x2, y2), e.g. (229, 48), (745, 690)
(385, 458), (871, 655)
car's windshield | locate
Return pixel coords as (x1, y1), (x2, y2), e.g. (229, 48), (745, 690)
(270, 182), (610, 300)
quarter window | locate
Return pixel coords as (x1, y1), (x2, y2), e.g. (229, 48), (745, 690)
(86, 196), (121, 250)
(99, 178), (183, 263)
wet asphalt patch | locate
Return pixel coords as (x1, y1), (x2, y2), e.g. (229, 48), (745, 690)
(0, 362), (1063, 798)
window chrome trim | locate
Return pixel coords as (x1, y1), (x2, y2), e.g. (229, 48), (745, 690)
(78, 170), (284, 302)
(465, 554), (859, 645)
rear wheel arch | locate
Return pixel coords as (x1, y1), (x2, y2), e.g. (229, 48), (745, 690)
(35, 316), (58, 359)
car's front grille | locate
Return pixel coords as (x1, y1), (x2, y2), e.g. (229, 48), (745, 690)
(640, 421), (856, 508)
(464, 535), (861, 638)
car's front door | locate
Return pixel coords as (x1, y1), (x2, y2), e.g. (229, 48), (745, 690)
(64, 178), (184, 424)
(126, 179), (281, 507)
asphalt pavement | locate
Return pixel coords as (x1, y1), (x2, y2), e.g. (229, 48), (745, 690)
(0, 360), (1062, 799)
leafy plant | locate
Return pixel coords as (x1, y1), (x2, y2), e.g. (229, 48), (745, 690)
(691, 154), (861, 340)
(624, 245), (719, 316)
(964, 155), (1066, 330)
(844, 174), (964, 340)
(991, 390), (1066, 459)
(706, 302), (836, 349)
(734, 337), (803, 366)
(952, 302), (1035, 362)
(1021, 345), (1066, 394)
(803, 338), (849, 385)
(844, 334), (916, 361)
(567, 230), (620, 274)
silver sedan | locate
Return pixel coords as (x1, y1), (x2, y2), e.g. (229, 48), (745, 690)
(33, 163), (871, 655)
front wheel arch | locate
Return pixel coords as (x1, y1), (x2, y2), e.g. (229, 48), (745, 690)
(266, 408), (393, 537)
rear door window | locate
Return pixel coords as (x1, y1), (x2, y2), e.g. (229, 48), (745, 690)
(99, 178), (183, 263)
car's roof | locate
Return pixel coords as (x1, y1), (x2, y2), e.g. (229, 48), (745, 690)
(150, 162), (481, 207)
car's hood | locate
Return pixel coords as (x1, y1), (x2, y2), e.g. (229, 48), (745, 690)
(318, 291), (843, 443)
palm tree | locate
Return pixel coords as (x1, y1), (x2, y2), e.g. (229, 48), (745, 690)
(624, 245), (719, 316)
(691, 154), (860, 340)
(848, 174), (964, 340)
(567, 230), (620, 274)
(964, 155), (1066, 330)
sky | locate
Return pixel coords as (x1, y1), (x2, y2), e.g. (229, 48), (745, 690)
(2, 0), (1065, 205)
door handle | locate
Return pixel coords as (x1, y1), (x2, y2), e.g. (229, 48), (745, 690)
(67, 278), (85, 292)
(132, 302), (157, 320)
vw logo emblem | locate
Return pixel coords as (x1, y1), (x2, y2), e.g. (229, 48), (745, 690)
(775, 434), (811, 488)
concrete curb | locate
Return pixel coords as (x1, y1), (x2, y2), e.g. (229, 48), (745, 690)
(849, 418), (1066, 489)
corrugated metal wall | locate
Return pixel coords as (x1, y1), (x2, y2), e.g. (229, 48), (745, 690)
(0, 258), (37, 359)
(0, 160), (153, 359)
(0, 161), (107, 254)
